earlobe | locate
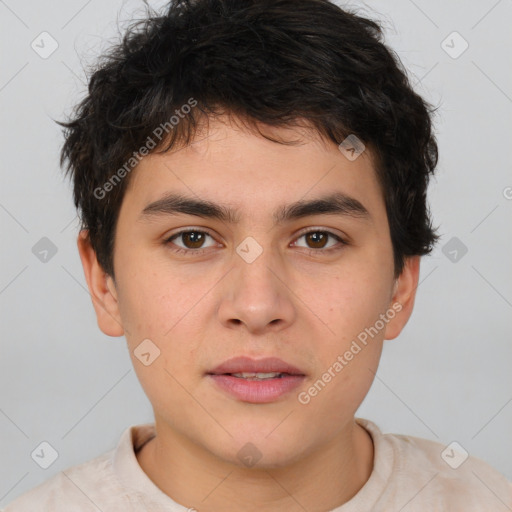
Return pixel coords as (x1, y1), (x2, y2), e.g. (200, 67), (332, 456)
(77, 230), (124, 337)
(384, 256), (420, 340)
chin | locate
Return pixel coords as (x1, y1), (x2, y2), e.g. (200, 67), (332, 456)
(207, 431), (309, 470)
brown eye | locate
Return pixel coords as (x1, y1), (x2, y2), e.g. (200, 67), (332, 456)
(165, 230), (217, 253)
(305, 231), (329, 249)
(180, 231), (207, 249)
(292, 229), (347, 254)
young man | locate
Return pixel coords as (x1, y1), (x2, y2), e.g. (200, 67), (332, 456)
(4, 0), (511, 510)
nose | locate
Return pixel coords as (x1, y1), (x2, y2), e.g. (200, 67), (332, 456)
(216, 248), (296, 335)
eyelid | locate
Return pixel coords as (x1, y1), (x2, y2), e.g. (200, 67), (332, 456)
(294, 225), (347, 240)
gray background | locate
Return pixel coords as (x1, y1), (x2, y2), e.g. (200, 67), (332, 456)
(1, 0), (511, 506)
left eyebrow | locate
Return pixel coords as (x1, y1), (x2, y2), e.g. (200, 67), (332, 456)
(139, 191), (372, 225)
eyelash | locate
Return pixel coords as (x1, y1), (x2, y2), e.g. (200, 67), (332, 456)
(164, 228), (347, 256)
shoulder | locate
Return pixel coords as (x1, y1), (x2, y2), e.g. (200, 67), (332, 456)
(2, 449), (118, 511)
(2, 423), (160, 512)
(362, 419), (512, 510)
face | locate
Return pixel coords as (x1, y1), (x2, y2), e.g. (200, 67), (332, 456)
(79, 115), (419, 468)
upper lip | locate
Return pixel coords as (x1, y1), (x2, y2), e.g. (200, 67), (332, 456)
(207, 356), (306, 376)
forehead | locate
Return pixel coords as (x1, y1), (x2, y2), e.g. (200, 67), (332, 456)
(121, 115), (386, 225)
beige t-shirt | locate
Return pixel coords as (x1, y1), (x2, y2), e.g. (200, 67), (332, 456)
(3, 418), (511, 511)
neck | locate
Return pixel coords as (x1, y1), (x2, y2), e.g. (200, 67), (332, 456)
(136, 419), (374, 512)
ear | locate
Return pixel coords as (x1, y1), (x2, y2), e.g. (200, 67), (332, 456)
(77, 230), (124, 337)
(384, 255), (420, 340)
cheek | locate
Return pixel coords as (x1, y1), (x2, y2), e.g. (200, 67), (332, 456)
(301, 321), (384, 426)
(115, 258), (196, 338)
(303, 263), (391, 406)
(115, 262), (208, 372)
(319, 266), (393, 339)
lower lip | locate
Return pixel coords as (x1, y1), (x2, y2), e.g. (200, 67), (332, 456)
(207, 374), (305, 403)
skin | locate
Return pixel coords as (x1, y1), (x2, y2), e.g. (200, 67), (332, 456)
(78, 114), (420, 512)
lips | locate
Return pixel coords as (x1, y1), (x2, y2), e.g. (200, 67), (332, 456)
(207, 356), (306, 376)
(206, 357), (306, 403)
